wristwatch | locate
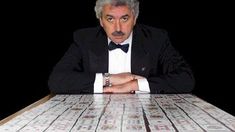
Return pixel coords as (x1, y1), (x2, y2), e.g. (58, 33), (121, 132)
(104, 73), (111, 87)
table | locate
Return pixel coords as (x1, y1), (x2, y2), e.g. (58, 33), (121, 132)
(0, 94), (234, 132)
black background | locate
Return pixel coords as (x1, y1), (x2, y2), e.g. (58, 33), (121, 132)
(1, 1), (234, 120)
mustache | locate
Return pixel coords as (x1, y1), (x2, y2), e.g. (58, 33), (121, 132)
(112, 31), (125, 36)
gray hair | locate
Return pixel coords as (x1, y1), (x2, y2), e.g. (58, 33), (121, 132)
(94, 0), (139, 19)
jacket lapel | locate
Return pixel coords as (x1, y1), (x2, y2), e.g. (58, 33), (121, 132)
(131, 26), (151, 77)
(88, 28), (108, 73)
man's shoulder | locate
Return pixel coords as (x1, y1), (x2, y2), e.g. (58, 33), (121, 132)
(136, 24), (167, 34)
(73, 26), (103, 36)
(135, 24), (168, 39)
(73, 26), (105, 42)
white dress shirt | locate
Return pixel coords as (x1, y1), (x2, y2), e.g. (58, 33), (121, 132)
(94, 32), (150, 93)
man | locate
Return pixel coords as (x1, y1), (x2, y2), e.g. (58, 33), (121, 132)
(48, 0), (195, 94)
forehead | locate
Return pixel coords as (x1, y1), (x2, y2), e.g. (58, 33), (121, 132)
(102, 4), (132, 17)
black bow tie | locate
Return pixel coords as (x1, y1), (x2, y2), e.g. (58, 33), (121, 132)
(108, 41), (129, 53)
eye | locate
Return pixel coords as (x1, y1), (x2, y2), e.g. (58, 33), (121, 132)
(121, 16), (129, 22)
(107, 17), (114, 22)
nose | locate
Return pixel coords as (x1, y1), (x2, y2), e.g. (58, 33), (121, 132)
(115, 20), (121, 31)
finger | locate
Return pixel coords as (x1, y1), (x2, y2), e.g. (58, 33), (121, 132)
(103, 87), (113, 93)
(133, 75), (144, 79)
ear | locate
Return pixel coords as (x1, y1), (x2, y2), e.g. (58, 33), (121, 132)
(99, 18), (103, 27)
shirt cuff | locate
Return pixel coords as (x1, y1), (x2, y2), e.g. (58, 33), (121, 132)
(94, 73), (103, 93)
(136, 78), (150, 93)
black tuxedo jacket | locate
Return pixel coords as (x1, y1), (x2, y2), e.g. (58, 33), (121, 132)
(48, 24), (195, 94)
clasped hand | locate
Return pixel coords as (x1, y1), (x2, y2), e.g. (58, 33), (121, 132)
(103, 72), (143, 93)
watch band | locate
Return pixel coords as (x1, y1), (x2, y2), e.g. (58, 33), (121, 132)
(104, 73), (111, 87)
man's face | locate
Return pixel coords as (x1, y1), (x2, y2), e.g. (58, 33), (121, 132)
(99, 4), (136, 44)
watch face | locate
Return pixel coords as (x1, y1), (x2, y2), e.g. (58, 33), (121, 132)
(105, 73), (110, 77)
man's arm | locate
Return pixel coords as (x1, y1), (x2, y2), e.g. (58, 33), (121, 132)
(48, 43), (96, 94)
(148, 37), (195, 94)
(103, 53), (195, 94)
(103, 79), (139, 93)
(103, 73), (148, 93)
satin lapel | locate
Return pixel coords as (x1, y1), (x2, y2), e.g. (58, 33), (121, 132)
(88, 30), (108, 73)
(131, 26), (151, 77)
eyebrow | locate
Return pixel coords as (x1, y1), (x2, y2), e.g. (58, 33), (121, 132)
(106, 15), (114, 18)
(121, 14), (129, 18)
(105, 14), (129, 18)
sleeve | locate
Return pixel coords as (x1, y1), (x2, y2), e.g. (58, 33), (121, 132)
(135, 78), (150, 93)
(148, 31), (195, 94)
(48, 42), (96, 94)
(94, 73), (103, 93)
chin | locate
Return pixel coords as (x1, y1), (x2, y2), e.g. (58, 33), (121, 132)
(114, 40), (124, 44)
(112, 38), (125, 43)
